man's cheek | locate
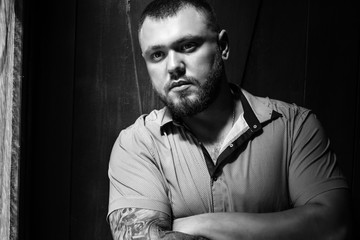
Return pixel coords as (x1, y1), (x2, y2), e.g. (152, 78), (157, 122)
(190, 54), (215, 73)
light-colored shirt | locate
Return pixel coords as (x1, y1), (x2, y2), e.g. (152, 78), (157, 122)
(108, 85), (348, 219)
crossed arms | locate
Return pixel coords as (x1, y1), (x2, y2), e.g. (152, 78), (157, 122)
(108, 207), (208, 240)
(109, 188), (350, 240)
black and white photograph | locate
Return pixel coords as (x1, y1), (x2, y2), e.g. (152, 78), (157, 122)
(1, 0), (359, 239)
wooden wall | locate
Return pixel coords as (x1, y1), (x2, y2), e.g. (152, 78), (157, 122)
(1, 0), (22, 239)
(0, 0), (14, 238)
(21, 0), (360, 239)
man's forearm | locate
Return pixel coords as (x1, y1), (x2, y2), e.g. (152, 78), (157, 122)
(175, 205), (344, 240)
(109, 207), (209, 240)
(173, 190), (350, 240)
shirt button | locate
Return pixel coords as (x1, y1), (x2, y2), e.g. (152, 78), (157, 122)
(229, 144), (234, 148)
(253, 124), (258, 129)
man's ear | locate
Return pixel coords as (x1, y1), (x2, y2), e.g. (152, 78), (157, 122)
(218, 30), (229, 60)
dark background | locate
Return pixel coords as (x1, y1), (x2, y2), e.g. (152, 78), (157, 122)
(20, 0), (360, 239)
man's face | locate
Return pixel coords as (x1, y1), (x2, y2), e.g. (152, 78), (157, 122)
(139, 7), (225, 118)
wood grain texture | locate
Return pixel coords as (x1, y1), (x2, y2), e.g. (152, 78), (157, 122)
(125, 0), (143, 114)
(127, 0), (164, 115)
(71, 0), (143, 239)
(0, 0), (17, 239)
(9, 9), (21, 240)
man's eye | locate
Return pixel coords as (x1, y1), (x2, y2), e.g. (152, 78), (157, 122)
(181, 43), (197, 52)
(151, 52), (164, 61)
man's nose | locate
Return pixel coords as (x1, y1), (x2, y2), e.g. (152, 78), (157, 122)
(167, 50), (185, 79)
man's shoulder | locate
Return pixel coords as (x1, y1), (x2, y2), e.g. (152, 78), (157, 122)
(269, 98), (310, 119)
(120, 107), (167, 137)
(242, 88), (312, 122)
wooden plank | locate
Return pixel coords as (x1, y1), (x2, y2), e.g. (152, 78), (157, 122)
(305, 0), (359, 185)
(212, 0), (262, 87)
(1, 1), (16, 239)
(303, 1), (359, 238)
(0, 0), (22, 239)
(127, 0), (164, 114)
(70, 0), (149, 239)
(352, 53), (360, 240)
(10, 6), (22, 240)
(19, 0), (76, 239)
(242, 0), (308, 105)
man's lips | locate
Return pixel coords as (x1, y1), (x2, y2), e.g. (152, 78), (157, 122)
(169, 79), (192, 91)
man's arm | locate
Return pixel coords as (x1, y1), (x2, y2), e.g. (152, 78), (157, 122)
(173, 189), (350, 240)
(108, 207), (209, 240)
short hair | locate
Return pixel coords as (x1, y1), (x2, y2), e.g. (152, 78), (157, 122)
(138, 0), (220, 34)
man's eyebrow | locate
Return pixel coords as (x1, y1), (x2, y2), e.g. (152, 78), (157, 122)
(144, 45), (165, 56)
(143, 35), (206, 56)
(173, 35), (205, 45)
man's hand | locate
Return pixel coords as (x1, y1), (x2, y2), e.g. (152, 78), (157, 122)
(173, 215), (205, 236)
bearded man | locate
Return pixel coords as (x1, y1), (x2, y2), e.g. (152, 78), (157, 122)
(107, 0), (350, 239)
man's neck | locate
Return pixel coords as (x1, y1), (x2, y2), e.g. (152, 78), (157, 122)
(182, 82), (237, 146)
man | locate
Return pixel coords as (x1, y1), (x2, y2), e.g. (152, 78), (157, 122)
(107, 0), (350, 239)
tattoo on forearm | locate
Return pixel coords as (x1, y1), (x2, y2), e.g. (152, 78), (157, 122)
(109, 207), (170, 240)
(109, 208), (208, 240)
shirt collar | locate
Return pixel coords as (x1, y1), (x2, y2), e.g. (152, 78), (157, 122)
(159, 83), (282, 131)
(160, 107), (178, 128)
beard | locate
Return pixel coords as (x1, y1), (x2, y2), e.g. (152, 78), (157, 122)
(156, 50), (224, 119)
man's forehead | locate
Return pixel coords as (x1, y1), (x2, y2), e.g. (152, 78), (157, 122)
(139, 7), (212, 49)
(141, 6), (208, 29)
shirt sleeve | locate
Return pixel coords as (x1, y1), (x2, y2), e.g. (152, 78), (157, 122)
(288, 109), (349, 206)
(107, 120), (171, 219)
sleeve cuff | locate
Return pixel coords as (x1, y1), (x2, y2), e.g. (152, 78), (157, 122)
(293, 177), (349, 206)
(107, 196), (171, 221)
